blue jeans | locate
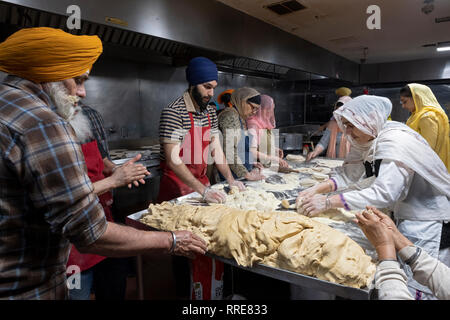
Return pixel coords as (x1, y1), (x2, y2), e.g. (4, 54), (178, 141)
(69, 269), (94, 300)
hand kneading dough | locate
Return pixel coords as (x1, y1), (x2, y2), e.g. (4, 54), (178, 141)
(141, 202), (375, 288)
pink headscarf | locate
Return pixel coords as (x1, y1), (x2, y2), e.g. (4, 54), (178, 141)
(247, 94), (276, 147)
(246, 95), (276, 147)
(247, 94), (276, 130)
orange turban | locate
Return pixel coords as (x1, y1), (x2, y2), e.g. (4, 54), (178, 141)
(218, 89), (234, 108)
(0, 27), (103, 83)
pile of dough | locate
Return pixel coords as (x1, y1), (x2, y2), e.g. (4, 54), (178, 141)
(141, 202), (375, 289)
(223, 187), (281, 212)
(286, 154), (306, 162)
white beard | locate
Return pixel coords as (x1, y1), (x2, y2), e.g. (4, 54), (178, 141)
(69, 108), (93, 144)
(44, 81), (92, 143)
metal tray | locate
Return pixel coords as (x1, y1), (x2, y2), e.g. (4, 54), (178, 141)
(126, 209), (370, 300)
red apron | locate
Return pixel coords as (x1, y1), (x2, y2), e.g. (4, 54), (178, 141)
(157, 113), (211, 202)
(157, 112), (224, 300)
(67, 140), (114, 272)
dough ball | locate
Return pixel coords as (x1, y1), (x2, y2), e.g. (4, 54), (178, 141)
(286, 154), (306, 162)
(229, 186), (239, 194)
(300, 178), (318, 188)
(312, 172), (329, 181)
(312, 167), (331, 175)
(281, 199), (290, 209)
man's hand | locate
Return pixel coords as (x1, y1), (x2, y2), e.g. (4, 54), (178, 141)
(354, 208), (397, 260)
(203, 187), (227, 204)
(171, 230), (208, 259)
(111, 154), (150, 188)
(229, 180), (245, 191)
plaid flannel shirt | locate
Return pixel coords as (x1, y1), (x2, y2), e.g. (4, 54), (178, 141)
(0, 75), (107, 300)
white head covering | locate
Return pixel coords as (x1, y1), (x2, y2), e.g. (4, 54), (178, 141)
(334, 95), (450, 197)
(334, 95), (392, 152)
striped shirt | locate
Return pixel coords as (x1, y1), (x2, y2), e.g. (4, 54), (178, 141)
(81, 105), (110, 159)
(159, 91), (218, 161)
(0, 76), (107, 300)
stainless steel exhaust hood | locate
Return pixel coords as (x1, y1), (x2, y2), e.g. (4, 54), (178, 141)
(1, 0), (359, 82)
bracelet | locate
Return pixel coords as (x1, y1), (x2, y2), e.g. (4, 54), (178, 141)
(404, 246), (421, 265)
(325, 196), (332, 210)
(327, 180), (334, 192)
(168, 231), (176, 254)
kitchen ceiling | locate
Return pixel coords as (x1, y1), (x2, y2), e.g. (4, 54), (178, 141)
(217, 0), (450, 64)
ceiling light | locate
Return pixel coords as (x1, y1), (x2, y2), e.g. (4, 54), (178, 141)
(437, 46), (450, 52)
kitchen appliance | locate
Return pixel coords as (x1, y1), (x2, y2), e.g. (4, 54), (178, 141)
(279, 133), (303, 151)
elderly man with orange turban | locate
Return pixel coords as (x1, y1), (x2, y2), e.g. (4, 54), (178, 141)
(0, 27), (207, 300)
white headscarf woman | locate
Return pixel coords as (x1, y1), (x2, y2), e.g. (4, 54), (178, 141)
(297, 95), (450, 299)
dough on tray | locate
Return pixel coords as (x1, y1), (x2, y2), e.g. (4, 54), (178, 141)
(313, 159), (344, 168)
(312, 172), (329, 181)
(299, 178), (318, 188)
(224, 187), (281, 212)
(286, 154), (306, 162)
(311, 167), (332, 175)
(141, 202), (375, 289)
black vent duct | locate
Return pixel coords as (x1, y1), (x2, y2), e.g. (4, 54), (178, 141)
(265, 0), (306, 16)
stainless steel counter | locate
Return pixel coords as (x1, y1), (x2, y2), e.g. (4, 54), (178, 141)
(126, 209), (370, 300)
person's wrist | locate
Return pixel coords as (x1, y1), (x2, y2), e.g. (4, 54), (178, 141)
(105, 176), (119, 189)
(376, 244), (397, 261)
(167, 231), (176, 254)
(325, 195), (332, 210)
(393, 229), (413, 252)
(330, 194), (344, 208)
(227, 178), (235, 186)
(201, 186), (210, 200)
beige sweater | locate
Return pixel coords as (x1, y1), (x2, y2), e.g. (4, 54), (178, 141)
(375, 246), (450, 300)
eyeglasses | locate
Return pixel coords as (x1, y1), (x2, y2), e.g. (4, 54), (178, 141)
(248, 102), (260, 110)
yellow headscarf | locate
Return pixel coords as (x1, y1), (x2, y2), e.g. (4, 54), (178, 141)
(335, 87), (352, 97)
(406, 83), (450, 171)
(0, 27), (103, 83)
